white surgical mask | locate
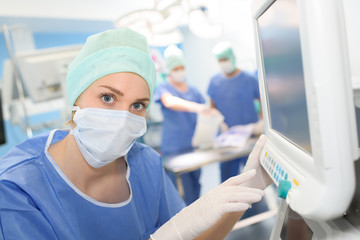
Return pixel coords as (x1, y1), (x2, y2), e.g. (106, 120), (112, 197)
(171, 69), (186, 83)
(219, 60), (235, 75)
(70, 106), (147, 168)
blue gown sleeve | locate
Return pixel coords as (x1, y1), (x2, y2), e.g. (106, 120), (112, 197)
(0, 181), (58, 239)
(154, 84), (169, 104)
(198, 91), (205, 104)
(191, 86), (205, 104)
(207, 78), (214, 99)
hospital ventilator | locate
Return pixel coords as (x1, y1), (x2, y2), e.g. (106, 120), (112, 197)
(253, 0), (358, 220)
(252, 0), (360, 238)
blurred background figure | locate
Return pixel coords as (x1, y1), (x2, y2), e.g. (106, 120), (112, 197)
(207, 42), (261, 183)
(207, 41), (267, 220)
(154, 45), (209, 205)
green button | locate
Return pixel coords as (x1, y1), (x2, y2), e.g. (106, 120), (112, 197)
(277, 179), (291, 199)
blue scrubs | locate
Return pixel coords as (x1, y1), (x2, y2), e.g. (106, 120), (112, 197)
(207, 71), (260, 182)
(154, 82), (205, 205)
(0, 130), (185, 240)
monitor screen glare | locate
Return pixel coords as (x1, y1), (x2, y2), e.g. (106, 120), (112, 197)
(258, 0), (312, 154)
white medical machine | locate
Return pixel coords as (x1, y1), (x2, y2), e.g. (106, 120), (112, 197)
(2, 45), (81, 134)
(252, 0), (359, 225)
(14, 46), (81, 103)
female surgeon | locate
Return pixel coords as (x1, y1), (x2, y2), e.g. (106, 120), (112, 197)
(0, 28), (272, 240)
(154, 45), (209, 205)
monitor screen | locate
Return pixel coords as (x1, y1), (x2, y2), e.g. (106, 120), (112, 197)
(258, 0), (312, 154)
(15, 46), (81, 103)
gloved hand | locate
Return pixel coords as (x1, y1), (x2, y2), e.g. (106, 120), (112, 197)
(241, 134), (273, 190)
(252, 119), (264, 135)
(195, 105), (222, 117)
(150, 169), (264, 240)
(193, 103), (210, 113)
(220, 122), (229, 133)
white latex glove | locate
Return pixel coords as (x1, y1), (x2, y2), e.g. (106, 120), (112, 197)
(203, 108), (221, 116)
(252, 119), (264, 135)
(195, 106), (223, 118)
(193, 103), (209, 113)
(220, 122), (229, 133)
(241, 134), (273, 190)
(151, 169), (264, 240)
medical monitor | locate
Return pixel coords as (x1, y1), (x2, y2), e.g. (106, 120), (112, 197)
(252, 0), (358, 220)
(14, 45), (81, 103)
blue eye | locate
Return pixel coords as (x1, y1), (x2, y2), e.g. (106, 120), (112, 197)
(132, 102), (145, 111)
(101, 94), (115, 103)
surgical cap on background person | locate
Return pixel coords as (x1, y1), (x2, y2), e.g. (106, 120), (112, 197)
(164, 45), (185, 72)
(212, 41), (236, 66)
(66, 27), (156, 108)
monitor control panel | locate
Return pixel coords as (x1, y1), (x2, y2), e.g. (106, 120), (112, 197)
(260, 143), (303, 199)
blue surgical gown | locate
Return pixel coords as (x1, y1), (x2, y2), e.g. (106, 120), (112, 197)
(207, 71), (260, 182)
(154, 82), (205, 205)
(207, 71), (260, 127)
(154, 82), (205, 156)
(0, 130), (185, 240)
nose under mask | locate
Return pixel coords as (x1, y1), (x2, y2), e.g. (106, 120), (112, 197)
(171, 70), (186, 83)
(70, 106), (147, 168)
(219, 60), (236, 75)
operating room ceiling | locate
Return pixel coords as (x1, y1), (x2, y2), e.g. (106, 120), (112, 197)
(0, 0), (253, 46)
(0, 0), (157, 32)
(0, 0), (251, 31)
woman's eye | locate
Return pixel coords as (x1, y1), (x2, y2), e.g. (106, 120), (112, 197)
(101, 94), (115, 103)
(132, 102), (145, 111)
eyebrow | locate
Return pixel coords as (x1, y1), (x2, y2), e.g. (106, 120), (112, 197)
(100, 85), (124, 96)
(99, 85), (150, 102)
(136, 97), (150, 103)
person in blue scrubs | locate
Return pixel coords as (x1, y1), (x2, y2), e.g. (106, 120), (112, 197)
(154, 45), (208, 205)
(0, 29), (269, 240)
(207, 42), (261, 183)
(0, 28), (185, 240)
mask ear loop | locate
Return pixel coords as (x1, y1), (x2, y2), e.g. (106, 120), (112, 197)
(68, 106), (80, 134)
(71, 106), (80, 112)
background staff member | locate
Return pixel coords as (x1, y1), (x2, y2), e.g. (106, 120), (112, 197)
(207, 41), (261, 183)
(154, 45), (209, 205)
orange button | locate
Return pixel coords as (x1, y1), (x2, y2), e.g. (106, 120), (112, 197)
(293, 179), (299, 186)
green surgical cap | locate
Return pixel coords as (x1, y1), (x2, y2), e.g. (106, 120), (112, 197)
(164, 45), (184, 71)
(66, 28), (156, 108)
(212, 41), (236, 66)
